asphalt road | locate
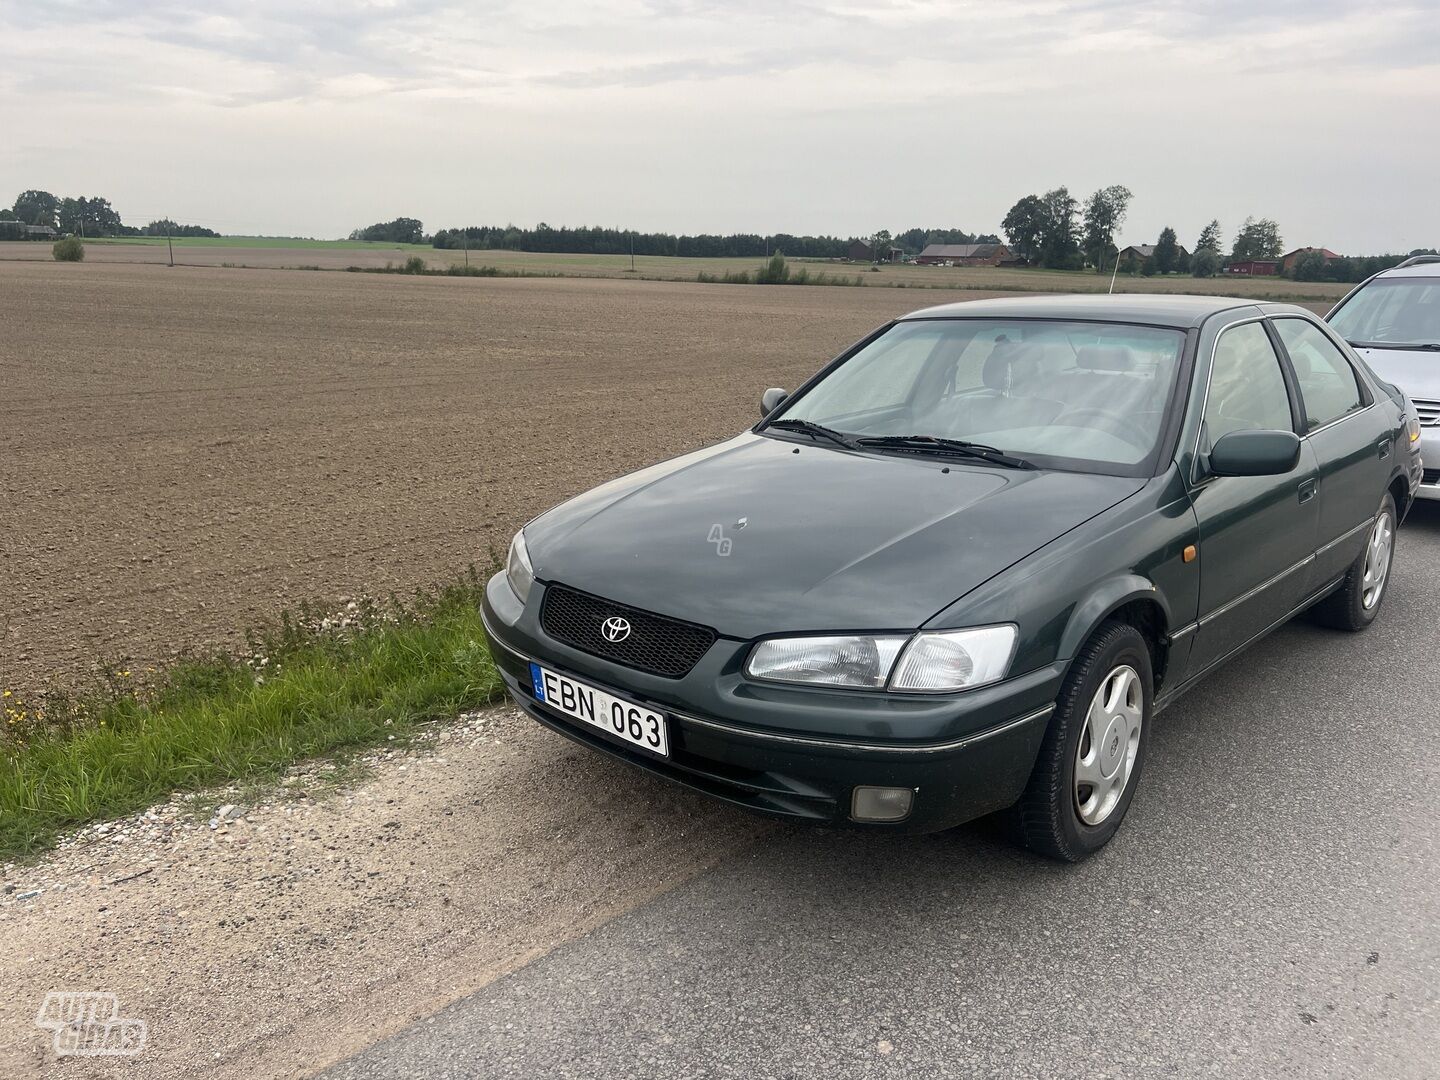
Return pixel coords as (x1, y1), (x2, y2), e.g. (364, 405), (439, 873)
(326, 503), (1440, 1080)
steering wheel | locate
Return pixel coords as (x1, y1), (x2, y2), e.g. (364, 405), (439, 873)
(1053, 407), (1150, 450)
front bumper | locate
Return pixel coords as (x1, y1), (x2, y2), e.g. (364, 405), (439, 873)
(482, 573), (1059, 833)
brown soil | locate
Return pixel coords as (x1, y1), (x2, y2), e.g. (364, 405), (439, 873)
(0, 262), (995, 689)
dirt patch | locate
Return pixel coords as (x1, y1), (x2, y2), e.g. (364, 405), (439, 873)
(0, 705), (772, 1078)
(2, 263), (981, 689)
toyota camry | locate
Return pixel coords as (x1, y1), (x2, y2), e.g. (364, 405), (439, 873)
(482, 295), (1422, 860)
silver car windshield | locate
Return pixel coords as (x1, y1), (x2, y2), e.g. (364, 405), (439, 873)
(769, 318), (1186, 473)
(1330, 278), (1440, 347)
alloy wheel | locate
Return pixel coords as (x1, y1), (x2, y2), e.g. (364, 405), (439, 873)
(1074, 663), (1143, 826)
(1361, 509), (1394, 611)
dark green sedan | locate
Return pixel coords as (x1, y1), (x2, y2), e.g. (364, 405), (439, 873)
(482, 295), (1424, 860)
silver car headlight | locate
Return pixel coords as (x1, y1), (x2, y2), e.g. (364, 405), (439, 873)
(505, 530), (534, 605)
(745, 635), (907, 689)
(745, 625), (1016, 692)
(888, 626), (1017, 692)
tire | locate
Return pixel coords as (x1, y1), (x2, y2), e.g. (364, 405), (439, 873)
(1308, 492), (1396, 632)
(1015, 621), (1152, 862)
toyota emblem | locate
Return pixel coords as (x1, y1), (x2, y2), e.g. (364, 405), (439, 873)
(601, 616), (632, 643)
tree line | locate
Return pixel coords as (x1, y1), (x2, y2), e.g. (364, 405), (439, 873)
(426, 223), (998, 259)
(999, 186), (1433, 282)
(3, 190), (217, 238)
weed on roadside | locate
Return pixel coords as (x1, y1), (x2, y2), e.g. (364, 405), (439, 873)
(0, 568), (505, 861)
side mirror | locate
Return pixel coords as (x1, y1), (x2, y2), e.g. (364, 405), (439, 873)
(1209, 429), (1301, 477)
(760, 387), (788, 418)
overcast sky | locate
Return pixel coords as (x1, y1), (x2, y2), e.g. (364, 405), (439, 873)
(3, 1), (1437, 252)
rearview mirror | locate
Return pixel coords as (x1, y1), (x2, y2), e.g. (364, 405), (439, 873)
(1208, 429), (1301, 477)
(760, 387), (788, 418)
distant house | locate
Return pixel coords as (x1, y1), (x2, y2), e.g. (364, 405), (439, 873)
(1280, 247), (1342, 274)
(1225, 259), (1279, 276)
(0, 222), (56, 241)
(915, 243), (1011, 266)
(1117, 243), (1190, 267)
(847, 240), (903, 263)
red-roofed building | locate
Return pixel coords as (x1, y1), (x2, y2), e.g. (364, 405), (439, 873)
(1280, 247), (1342, 274)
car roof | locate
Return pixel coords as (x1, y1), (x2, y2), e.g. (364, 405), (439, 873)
(896, 293), (1312, 329)
(1372, 258), (1440, 279)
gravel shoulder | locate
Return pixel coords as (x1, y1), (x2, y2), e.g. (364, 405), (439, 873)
(0, 705), (769, 1078)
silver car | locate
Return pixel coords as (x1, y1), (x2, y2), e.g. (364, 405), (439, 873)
(1328, 255), (1440, 500)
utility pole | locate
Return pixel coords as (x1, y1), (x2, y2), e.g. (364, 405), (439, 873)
(166, 217), (174, 267)
(629, 230), (635, 272)
(463, 227), (468, 268)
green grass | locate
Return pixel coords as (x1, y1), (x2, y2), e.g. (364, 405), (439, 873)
(0, 571), (504, 862)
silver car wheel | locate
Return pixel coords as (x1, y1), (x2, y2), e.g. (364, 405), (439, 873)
(1074, 663), (1143, 826)
(1361, 509), (1394, 611)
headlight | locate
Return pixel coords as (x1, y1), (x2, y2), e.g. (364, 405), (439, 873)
(505, 530), (534, 605)
(745, 625), (1016, 692)
(1406, 415), (1422, 444)
(745, 635), (906, 689)
(889, 626), (1017, 692)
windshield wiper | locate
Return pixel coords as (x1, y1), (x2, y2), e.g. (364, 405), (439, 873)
(1349, 340), (1440, 351)
(856, 434), (1037, 470)
(764, 418), (859, 450)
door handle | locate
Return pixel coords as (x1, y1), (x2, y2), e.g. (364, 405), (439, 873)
(1377, 437), (1391, 459)
(1298, 478), (1317, 504)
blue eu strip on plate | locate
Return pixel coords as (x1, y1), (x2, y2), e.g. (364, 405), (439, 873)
(529, 662), (545, 700)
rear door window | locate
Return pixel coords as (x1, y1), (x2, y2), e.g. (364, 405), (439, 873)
(1272, 318), (1365, 430)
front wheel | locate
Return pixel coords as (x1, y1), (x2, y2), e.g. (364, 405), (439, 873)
(1309, 493), (1396, 631)
(1014, 621), (1152, 861)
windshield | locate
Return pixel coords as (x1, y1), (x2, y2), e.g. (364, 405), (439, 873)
(1330, 278), (1440, 347)
(766, 318), (1187, 474)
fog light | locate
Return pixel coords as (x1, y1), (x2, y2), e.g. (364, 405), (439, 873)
(851, 786), (914, 823)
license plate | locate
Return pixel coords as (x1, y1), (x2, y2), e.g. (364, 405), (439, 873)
(529, 662), (669, 757)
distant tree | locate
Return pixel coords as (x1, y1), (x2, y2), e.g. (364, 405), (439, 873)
(1292, 250), (1329, 281)
(1195, 219), (1223, 255)
(145, 219), (220, 238)
(1232, 216), (1283, 260)
(352, 217), (426, 244)
(0, 208), (15, 221)
(1002, 195), (1045, 264)
(1081, 185), (1133, 270)
(1037, 187), (1082, 269)
(14, 190), (60, 228)
(868, 229), (892, 262)
(1152, 227), (1181, 274)
(895, 226), (993, 254)
(55, 196), (125, 236)
(1191, 249), (1222, 277)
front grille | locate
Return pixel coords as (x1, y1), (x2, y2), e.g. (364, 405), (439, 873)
(539, 584), (717, 678)
(1415, 397), (1440, 427)
(1423, 468), (1440, 487)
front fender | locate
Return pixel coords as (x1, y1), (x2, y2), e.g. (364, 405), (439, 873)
(1057, 575), (1172, 661)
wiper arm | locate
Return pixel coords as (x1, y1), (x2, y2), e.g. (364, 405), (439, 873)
(856, 434), (1037, 470)
(765, 418), (859, 450)
(1349, 340), (1440, 351)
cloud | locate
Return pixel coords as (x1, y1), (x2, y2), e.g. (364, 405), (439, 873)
(1, 0), (1436, 249)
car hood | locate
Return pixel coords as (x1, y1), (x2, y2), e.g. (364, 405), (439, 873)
(1353, 346), (1440, 401)
(525, 434), (1144, 638)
